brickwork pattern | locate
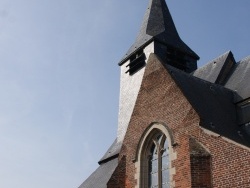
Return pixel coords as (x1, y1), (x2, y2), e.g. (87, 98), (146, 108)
(107, 156), (126, 188)
(110, 54), (250, 188)
(190, 137), (212, 188)
(191, 156), (212, 188)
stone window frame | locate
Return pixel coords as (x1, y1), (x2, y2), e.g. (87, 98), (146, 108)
(134, 122), (177, 188)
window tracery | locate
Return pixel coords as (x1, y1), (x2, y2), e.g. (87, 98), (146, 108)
(145, 132), (171, 188)
(135, 123), (175, 188)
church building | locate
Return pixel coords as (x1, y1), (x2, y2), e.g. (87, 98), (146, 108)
(80, 0), (250, 187)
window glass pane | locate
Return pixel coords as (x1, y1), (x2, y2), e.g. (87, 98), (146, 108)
(148, 133), (171, 188)
(149, 159), (152, 172)
(157, 134), (163, 143)
(162, 139), (170, 170)
(150, 144), (154, 153)
(151, 158), (158, 173)
(162, 155), (169, 170)
(152, 152), (158, 159)
(149, 143), (158, 172)
(162, 139), (169, 155)
(161, 138), (170, 186)
(162, 150), (169, 157)
(149, 142), (159, 188)
(150, 143), (157, 157)
(162, 169), (170, 184)
(149, 172), (158, 188)
(162, 183), (170, 188)
(151, 172), (158, 187)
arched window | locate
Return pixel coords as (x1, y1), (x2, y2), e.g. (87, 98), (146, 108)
(148, 133), (170, 188)
(135, 123), (175, 188)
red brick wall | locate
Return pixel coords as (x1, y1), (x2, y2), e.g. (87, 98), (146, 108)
(109, 54), (250, 188)
(191, 155), (212, 188)
(198, 133), (250, 188)
(107, 156), (126, 188)
(190, 137), (212, 188)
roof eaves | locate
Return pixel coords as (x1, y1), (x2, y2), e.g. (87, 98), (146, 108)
(79, 158), (118, 188)
(118, 38), (154, 66)
(98, 139), (122, 164)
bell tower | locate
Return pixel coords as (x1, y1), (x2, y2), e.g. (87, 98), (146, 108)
(117, 0), (199, 143)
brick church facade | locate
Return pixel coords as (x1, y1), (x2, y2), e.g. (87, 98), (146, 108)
(80, 0), (250, 187)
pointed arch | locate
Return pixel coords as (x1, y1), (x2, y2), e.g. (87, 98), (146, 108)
(135, 123), (176, 188)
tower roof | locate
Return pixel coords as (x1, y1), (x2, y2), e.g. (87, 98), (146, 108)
(119, 0), (199, 66)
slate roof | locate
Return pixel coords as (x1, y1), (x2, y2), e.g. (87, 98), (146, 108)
(193, 51), (236, 85)
(79, 139), (121, 187)
(194, 51), (250, 102)
(118, 0), (199, 66)
(225, 56), (250, 101)
(156, 53), (250, 147)
(98, 139), (122, 164)
(78, 158), (118, 188)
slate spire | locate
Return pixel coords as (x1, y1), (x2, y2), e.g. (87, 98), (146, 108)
(119, 0), (199, 67)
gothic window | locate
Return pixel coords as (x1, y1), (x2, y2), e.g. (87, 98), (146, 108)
(136, 124), (175, 188)
(147, 132), (171, 188)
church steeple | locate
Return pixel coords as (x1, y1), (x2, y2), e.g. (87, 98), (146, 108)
(117, 0), (199, 144)
(119, 0), (199, 73)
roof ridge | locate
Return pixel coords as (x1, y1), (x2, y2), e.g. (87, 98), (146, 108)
(197, 51), (232, 70)
(165, 61), (240, 100)
(239, 55), (250, 63)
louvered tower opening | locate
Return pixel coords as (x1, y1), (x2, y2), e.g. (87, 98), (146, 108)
(126, 49), (146, 75)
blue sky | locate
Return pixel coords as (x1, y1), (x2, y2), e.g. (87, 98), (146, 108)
(0, 0), (249, 188)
